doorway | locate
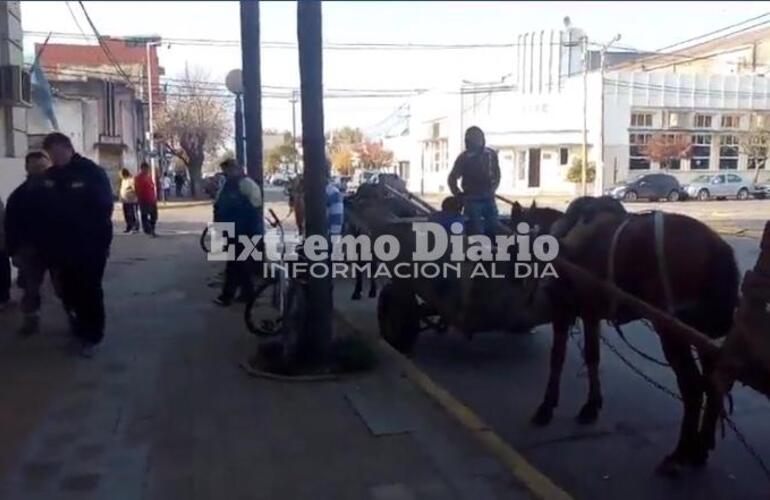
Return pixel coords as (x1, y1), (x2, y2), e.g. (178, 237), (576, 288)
(528, 148), (541, 188)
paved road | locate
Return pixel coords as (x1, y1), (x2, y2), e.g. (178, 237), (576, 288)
(173, 192), (770, 499)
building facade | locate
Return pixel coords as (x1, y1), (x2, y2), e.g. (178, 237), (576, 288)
(395, 24), (770, 197)
(0, 1), (28, 202)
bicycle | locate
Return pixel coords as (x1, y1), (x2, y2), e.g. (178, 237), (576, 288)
(243, 209), (306, 356)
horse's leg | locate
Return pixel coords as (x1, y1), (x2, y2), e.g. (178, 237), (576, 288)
(656, 335), (704, 476)
(694, 353), (721, 467)
(576, 317), (603, 424)
(368, 256), (378, 298)
(532, 315), (571, 426)
(351, 268), (363, 301)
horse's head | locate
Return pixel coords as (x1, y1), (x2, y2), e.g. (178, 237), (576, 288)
(509, 200), (564, 238)
(549, 196), (626, 253)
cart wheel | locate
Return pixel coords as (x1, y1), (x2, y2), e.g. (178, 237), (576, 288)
(377, 283), (420, 354)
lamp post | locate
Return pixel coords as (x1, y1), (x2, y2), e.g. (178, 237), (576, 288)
(225, 69), (245, 167)
(290, 90), (299, 174)
(145, 39), (163, 198)
(598, 34), (622, 196)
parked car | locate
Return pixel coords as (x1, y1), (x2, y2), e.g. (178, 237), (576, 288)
(202, 172), (226, 199)
(682, 173), (752, 201)
(268, 173), (290, 187)
(605, 173), (682, 202)
(347, 169), (378, 194)
(751, 183), (770, 199)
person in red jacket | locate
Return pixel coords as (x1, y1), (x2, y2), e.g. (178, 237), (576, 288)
(134, 162), (158, 237)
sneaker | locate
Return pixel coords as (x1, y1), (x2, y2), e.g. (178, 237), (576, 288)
(123, 227), (132, 233)
(18, 315), (39, 337)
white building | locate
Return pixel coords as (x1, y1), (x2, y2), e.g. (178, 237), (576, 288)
(396, 23), (770, 197)
(0, 1), (28, 203)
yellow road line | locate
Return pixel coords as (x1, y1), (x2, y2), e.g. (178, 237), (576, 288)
(334, 309), (574, 500)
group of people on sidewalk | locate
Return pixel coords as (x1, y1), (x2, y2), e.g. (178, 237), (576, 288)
(119, 162), (159, 236)
(0, 133), (113, 357)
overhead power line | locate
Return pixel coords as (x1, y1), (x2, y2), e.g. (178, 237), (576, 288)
(23, 30), (561, 51)
(75, 1), (135, 89)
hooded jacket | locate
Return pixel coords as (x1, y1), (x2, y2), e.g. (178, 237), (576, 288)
(447, 126), (501, 197)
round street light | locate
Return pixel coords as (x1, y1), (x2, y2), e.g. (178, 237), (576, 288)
(225, 69), (244, 95)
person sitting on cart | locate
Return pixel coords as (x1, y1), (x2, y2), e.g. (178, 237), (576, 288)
(447, 126), (501, 236)
(428, 196), (464, 234)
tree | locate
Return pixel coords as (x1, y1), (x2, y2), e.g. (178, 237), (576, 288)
(643, 134), (692, 170)
(740, 114), (770, 183)
(330, 147), (353, 175)
(265, 140), (298, 175)
(328, 126), (363, 148)
(566, 158), (596, 183)
(354, 140), (394, 170)
(156, 66), (229, 197)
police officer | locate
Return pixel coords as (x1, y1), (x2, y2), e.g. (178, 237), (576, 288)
(42, 133), (113, 357)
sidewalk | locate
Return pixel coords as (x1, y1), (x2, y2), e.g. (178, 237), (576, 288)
(0, 223), (526, 500)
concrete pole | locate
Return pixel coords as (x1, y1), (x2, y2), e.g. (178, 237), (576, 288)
(297, 0), (332, 366)
(581, 36), (588, 197)
(240, 0), (263, 191)
(290, 90), (299, 174)
(145, 41), (159, 198)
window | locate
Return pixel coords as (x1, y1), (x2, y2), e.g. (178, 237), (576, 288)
(629, 133), (651, 170)
(694, 114), (713, 128)
(631, 112), (653, 127)
(425, 139), (448, 172)
(727, 174), (743, 183)
(559, 147), (569, 165)
(719, 135), (739, 169)
(721, 114), (741, 129)
(691, 134), (712, 169)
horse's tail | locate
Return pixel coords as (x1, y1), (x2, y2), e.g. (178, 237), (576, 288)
(701, 237), (740, 338)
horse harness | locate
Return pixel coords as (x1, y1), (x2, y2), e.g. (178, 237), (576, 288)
(607, 210), (675, 320)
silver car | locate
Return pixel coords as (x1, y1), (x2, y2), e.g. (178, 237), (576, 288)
(683, 173), (752, 201)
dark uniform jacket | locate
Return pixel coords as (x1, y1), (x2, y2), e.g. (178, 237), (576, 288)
(42, 154), (114, 264)
(447, 127), (501, 198)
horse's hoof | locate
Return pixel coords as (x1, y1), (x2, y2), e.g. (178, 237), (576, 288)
(368, 289), (377, 299)
(655, 455), (684, 477)
(575, 402), (601, 425)
(351, 293), (362, 301)
(531, 405), (554, 427)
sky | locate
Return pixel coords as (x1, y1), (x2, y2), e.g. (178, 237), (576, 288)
(20, 1), (770, 134)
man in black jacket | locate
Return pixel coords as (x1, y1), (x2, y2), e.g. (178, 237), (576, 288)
(447, 126), (501, 236)
(42, 133), (113, 357)
(5, 151), (51, 335)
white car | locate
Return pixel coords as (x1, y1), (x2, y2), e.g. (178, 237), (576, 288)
(682, 173), (752, 201)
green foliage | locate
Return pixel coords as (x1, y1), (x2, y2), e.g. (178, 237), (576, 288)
(566, 157), (596, 183)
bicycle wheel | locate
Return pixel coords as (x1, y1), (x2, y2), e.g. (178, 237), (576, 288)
(199, 226), (211, 253)
(243, 277), (284, 337)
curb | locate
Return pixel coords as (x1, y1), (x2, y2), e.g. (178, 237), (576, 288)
(158, 200), (212, 210)
(333, 309), (574, 500)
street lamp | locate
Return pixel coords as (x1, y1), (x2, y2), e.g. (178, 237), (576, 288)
(598, 34), (622, 196)
(145, 39), (163, 198)
(225, 69), (245, 167)
(290, 90), (299, 174)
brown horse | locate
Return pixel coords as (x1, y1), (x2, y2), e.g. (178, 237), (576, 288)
(510, 197), (740, 475)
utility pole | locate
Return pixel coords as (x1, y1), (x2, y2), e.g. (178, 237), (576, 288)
(240, 1), (263, 191)
(145, 39), (162, 198)
(290, 90), (299, 174)
(297, 0), (331, 366)
(581, 35), (588, 197)
(599, 34), (621, 197)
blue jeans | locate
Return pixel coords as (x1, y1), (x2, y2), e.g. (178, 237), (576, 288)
(463, 196), (499, 236)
